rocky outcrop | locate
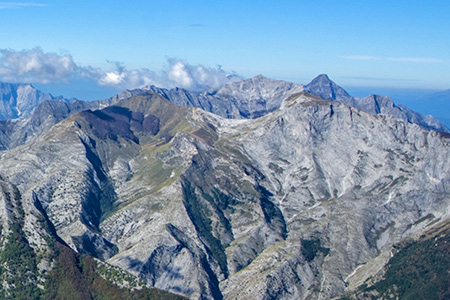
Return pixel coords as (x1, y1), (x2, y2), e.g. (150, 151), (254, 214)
(304, 73), (351, 101)
(112, 74), (448, 133)
(0, 82), (66, 120)
(0, 74), (446, 154)
(111, 75), (305, 119)
(0, 91), (449, 299)
(305, 74), (449, 133)
(0, 178), (185, 299)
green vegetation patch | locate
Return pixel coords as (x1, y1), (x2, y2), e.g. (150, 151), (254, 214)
(371, 227), (450, 299)
(342, 221), (450, 300)
(0, 223), (42, 299)
(0, 185), (42, 300)
(43, 243), (186, 300)
(0, 228), (186, 300)
(181, 181), (229, 277)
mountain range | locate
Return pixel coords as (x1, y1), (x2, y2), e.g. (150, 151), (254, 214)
(107, 74), (449, 133)
(1, 74), (448, 142)
(0, 75), (449, 299)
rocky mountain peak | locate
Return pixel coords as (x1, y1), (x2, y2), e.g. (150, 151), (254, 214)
(310, 73), (331, 82)
(305, 73), (351, 101)
(108, 75), (448, 132)
(0, 82), (65, 120)
(214, 74), (301, 96)
(303, 75), (449, 133)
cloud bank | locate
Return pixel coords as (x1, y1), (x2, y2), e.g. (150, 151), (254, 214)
(0, 48), (242, 91)
(89, 58), (242, 91)
(0, 48), (76, 84)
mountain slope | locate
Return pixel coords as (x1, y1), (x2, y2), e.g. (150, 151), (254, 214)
(0, 95), (117, 151)
(340, 219), (450, 300)
(0, 176), (185, 299)
(1, 91), (449, 299)
(305, 74), (449, 133)
(111, 75), (304, 119)
(112, 74), (448, 133)
(0, 82), (67, 120)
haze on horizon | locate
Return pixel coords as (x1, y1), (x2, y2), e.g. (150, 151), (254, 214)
(0, 1), (449, 119)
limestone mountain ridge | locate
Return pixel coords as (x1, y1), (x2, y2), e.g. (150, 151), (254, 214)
(0, 74), (446, 153)
(112, 74), (449, 133)
(0, 84), (449, 299)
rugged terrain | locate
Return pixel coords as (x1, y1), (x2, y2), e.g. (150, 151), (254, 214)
(113, 74), (448, 133)
(0, 82), (66, 120)
(340, 219), (450, 300)
(0, 75), (446, 152)
(0, 76), (449, 299)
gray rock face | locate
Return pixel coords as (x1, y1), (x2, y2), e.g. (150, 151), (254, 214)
(338, 94), (449, 133)
(205, 74), (304, 118)
(111, 75), (304, 119)
(0, 82), (65, 120)
(304, 73), (351, 101)
(305, 75), (449, 133)
(112, 74), (448, 133)
(0, 98), (114, 150)
(0, 91), (449, 299)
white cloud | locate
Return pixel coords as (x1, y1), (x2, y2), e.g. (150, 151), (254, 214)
(167, 60), (194, 88)
(0, 48), (243, 91)
(163, 58), (241, 91)
(91, 58), (242, 91)
(0, 48), (76, 83)
(344, 55), (445, 63)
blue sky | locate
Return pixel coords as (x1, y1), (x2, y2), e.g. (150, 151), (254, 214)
(0, 0), (450, 102)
